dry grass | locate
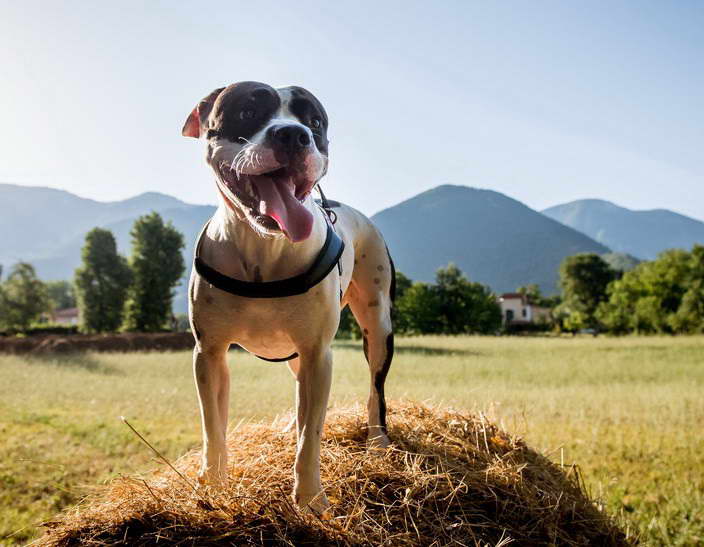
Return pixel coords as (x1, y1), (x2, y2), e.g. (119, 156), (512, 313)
(36, 401), (629, 546)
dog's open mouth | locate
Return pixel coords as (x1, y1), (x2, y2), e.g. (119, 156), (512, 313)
(218, 163), (316, 242)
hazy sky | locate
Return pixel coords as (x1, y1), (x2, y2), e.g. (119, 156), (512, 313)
(2, 1), (703, 219)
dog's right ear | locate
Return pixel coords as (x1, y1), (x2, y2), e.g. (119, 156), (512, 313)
(182, 87), (225, 138)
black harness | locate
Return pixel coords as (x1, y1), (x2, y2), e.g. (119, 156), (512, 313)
(193, 188), (344, 362)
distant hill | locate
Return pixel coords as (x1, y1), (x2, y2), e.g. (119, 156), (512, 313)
(542, 199), (704, 260)
(0, 183), (214, 313)
(30, 205), (216, 313)
(0, 183), (189, 265)
(371, 185), (609, 295)
(2, 183), (633, 313)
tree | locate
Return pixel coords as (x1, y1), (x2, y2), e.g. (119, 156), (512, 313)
(337, 270), (415, 339)
(557, 253), (616, 331)
(396, 281), (441, 334)
(390, 271), (413, 333)
(0, 262), (50, 332)
(46, 280), (76, 310)
(75, 228), (132, 333)
(601, 252), (640, 274)
(396, 264), (501, 335)
(597, 246), (703, 334)
(394, 271), (412, 301)
(336, 306), (360, 339)
(434, 263), (501, 334)
(517, 284), (561, 310)
(124, 212), (185, 332)
(672, 245), (704, 333)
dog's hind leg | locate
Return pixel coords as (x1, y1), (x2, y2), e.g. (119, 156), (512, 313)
(193, 342), (230, 483)
(347, 242), (395, 449)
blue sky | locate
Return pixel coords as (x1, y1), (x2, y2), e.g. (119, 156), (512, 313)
(1, 1), (702, 219)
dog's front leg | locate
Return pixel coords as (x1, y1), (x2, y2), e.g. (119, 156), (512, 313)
(193, 344), (230, 483)
(293, 347), (332, 513)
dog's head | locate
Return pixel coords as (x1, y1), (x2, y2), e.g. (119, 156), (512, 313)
(182, 82), (329, 243)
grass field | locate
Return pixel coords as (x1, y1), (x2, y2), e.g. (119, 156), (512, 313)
(1, 336), (702, 545)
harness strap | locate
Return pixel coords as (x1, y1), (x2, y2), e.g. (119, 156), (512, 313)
(316, 185), (343, 297)
(193, 194), (345, 363)
(194, 217), (344, 299)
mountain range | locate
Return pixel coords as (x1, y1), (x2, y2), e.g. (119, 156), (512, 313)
(0, 183), (216, 313)
(370, 185), (609, 294)
(542, 199), (704, 260)
(1, 182), (702, 313)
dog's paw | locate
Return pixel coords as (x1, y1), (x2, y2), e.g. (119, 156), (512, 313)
(294, 490), (331, 515)
(197, 465), (227, 486)
(367, 429), (391, 451)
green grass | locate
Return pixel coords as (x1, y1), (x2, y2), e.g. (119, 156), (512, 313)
(1, 336), (703, 545)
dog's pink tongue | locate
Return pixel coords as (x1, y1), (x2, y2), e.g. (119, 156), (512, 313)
(257, 177), (313, 242)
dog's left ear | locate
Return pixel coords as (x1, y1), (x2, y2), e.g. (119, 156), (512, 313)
(182, 87), (225, 138)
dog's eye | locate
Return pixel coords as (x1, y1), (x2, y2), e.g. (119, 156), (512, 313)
(240, 109), (256, 120)
(310, 118), (321, 129)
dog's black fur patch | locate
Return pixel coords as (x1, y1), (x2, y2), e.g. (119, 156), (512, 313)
(209, 82), (281, 143)
(285, 86), (329, 155)
(373, 333), (394, 433)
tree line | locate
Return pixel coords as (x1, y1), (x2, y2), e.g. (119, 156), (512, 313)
(556, 245), (704, 334)
(338, 263), (503, 337)
(0, 212), (185, 334)
(2, 218), (701, 336)
(339, 244), (704, 338)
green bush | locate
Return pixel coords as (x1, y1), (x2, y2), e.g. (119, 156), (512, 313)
(597, 245), (704, 334)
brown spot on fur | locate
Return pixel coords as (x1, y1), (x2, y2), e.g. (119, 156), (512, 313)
(363, 328), (369, 335)
(253, 265), (263, 283)
(377, 265), (384, 272)
(205, 295), (214, 304)
(361, 254), (366, 259)
(374, 277), (380, 284)
(368, 299), (380, 307)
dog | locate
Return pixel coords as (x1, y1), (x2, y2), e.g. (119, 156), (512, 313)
(182, 81), (395, 512)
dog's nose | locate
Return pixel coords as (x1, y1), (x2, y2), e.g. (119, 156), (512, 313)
(269, 124), (311, 151)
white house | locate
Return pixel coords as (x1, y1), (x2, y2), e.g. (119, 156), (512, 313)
(497, 293), (551, 325)
(51, 307), (79, 325)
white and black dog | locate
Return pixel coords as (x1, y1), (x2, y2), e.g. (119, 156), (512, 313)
(182, 81), (395, 512)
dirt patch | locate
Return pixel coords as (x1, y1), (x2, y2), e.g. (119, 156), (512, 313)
(0, 332), (195, 354)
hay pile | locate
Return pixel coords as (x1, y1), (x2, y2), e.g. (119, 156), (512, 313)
(38, 402), (631, 546)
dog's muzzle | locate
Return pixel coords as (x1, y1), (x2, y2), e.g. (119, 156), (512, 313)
(215, 122), (324, 243)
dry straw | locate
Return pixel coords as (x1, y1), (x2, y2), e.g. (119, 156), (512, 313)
(36, 401), (632, 546)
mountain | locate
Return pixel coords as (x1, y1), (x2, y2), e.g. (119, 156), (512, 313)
(371, 185), (609, 295)
(30, 205), (216, 313)
(1, 183), (616, 312)
(0, 184), (189, 265)
(542, 199), (704, 260)
(0, 183), (215, 313)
